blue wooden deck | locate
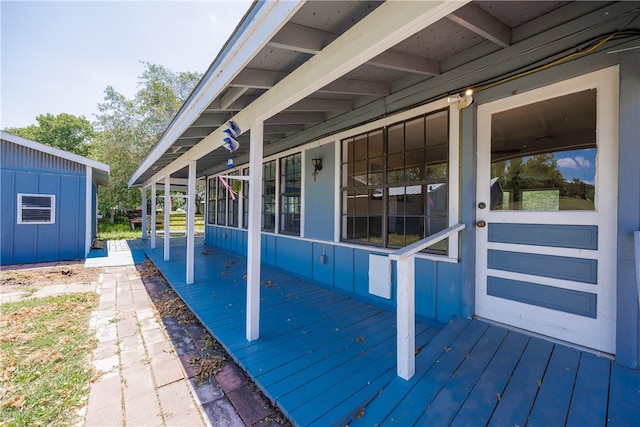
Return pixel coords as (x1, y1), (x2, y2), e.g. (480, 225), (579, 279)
(135, 238), (640, 426)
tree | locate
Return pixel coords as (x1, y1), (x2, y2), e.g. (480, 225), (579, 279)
(4, 113), (95, 157)
(91, 62), (202, 214)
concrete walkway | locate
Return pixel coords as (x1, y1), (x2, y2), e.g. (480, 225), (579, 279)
(83, 240), (284, 427)
(85, 246), (209, 426)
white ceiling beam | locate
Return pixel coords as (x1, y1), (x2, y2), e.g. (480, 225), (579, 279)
(285, 98), (352, 112)
(270, 20), (441, 76)
(141, 0), (469, 188)
(232, 68), (389, 96)
(232, 68), (287, 89)
(447, 3), (511, 48)
(265, 112), (325, 125)
(221, 86), (250, 110)
(369, 50), (440, 76)
(190, 113), (233, 127)
(268, 22), (336, 54)
(320, 79), (390, 96)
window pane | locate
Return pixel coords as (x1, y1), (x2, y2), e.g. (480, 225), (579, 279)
(490, 90), (596, 211)
(280, 153), (301, 235)
(387, 153), (404, 183)
(405, 117), (424, 151)
(388, 123), (404, 154)
(207, 179), (216, 224)
(22, 196), (51, 208)
(426, 110), (448, 179)
(354, 134), (367, 161)
(369, 130), (383, 158)
(262, 161), (276, 232)
(339, 109), (450, 254)
(22, 209), (51, 222)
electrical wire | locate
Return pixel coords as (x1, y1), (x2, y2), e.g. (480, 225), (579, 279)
(469, 11), (640, 94)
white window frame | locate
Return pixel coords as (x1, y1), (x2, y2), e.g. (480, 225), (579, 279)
(334, 98), (460, 259)
(17, 193), (56, 225)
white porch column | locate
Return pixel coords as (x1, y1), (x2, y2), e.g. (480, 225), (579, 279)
(246, 119), (264, 341)
(396, 256), (416, 380)
(85, 166), (93, 256)
(164, 175), (171, 261)
(141, 186), (148, 240)
(151, 182), (157, 249)
(186, 160), (196, 284)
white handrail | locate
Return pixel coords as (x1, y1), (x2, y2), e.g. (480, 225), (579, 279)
(390, 223), (465, 261)
(393, 223), (466, 380)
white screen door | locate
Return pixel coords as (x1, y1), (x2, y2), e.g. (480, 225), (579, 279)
(475, 66), (619, 354)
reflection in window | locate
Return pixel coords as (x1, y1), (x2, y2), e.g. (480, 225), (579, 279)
(227, 171), (239, 227)
(490, 90), (596, 211)
(280, 154), (301, 235)
(341, 109), (449, 253)
(207, 178), (216, 225)
(262, 161), (276, 232)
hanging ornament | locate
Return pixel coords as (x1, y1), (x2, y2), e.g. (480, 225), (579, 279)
(227, 155), (234, 169)
(222, 120), (240, 152)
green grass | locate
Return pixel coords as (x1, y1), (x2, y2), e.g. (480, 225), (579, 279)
(0, 293), (99, 426)
(98, 212), (205, 240)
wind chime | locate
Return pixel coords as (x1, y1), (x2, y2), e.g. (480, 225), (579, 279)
(220, 120), (242, 200)
(223, 120), (241, 168)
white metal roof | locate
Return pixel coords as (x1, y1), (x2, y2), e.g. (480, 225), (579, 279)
(1, 130), (110, 178)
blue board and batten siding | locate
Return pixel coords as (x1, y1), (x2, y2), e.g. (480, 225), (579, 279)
(1, 138), (88, 264)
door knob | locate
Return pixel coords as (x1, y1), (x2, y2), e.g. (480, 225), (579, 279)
(476, 220), (487, 228)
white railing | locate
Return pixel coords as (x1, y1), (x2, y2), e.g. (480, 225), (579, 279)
(390, 223), (466, 380)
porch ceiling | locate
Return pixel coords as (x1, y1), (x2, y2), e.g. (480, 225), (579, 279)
(130, 0), (634, 187)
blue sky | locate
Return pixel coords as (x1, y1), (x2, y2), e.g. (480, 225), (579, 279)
(1, 0), (251, 129)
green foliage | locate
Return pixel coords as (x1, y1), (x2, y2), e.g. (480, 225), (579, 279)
(91, 62), (202, 213)
(4, 113), (94, 157)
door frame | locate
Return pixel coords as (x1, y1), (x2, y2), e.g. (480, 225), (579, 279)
(474, 66), (619, 354)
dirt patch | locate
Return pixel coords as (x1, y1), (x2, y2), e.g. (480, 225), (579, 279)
(0, 264), (101, 296)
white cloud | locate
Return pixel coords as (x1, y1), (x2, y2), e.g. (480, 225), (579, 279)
(574, 156), (592, 167)
(557, 158), (577, 169)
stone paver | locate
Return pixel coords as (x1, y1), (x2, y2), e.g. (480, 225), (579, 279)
(83, 240), (289, 427)
(85, 249), (210, 427)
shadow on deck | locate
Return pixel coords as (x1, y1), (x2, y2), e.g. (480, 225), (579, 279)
(135, 238), (640, 426)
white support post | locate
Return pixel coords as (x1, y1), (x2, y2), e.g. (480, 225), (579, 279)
(396, 256), (416, 380)
(151, 183), (157, 249)
(186, 160), (196, 284)
(246, 119), (264, 341)
(141, 186), (148, 240)
(85, 166), (93, 256)
(164, 175), (171, 261)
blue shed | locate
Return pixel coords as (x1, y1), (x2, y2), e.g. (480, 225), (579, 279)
(1, 131), (110, 265)
(128, 1), (640, 373)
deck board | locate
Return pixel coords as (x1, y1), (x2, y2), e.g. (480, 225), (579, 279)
(416, 325), (508, 426)
(565, 351), (611, 426)
(142, 239), (640, 427)
(449, 330), (529, 426)
(528, 345), (581, 426)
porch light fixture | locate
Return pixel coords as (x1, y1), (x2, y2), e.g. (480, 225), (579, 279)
(447, 88), (474, 110)
(312, 158), (323, 181)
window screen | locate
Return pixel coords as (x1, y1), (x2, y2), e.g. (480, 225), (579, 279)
(18, 194), (55, 224)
